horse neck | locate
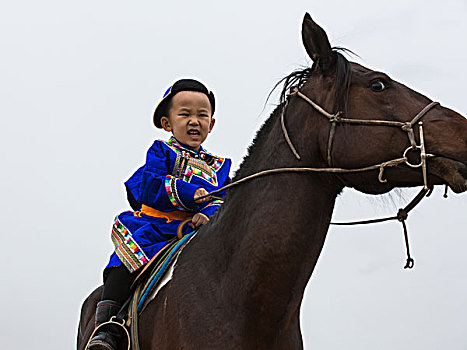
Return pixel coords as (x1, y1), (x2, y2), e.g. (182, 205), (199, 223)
(199, 110), (343, 328)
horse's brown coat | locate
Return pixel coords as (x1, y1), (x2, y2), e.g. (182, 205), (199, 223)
(77, 13), (467, 350)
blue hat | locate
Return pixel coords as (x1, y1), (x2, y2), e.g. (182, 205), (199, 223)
(153, 78), (215, 128)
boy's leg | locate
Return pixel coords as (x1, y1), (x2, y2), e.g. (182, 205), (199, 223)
(87, 265), (135, 350)
(101, 265), (135, 303)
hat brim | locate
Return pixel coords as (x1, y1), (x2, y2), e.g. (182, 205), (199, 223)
(153, 97), (171, 128)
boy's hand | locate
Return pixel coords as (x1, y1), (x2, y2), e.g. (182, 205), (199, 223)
(190, 213), (209, 228)
(194, 188), (211, 204)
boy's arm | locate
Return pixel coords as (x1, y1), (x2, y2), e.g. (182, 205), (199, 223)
(139, 142), (201, 211)
(197, 170), (231, 218)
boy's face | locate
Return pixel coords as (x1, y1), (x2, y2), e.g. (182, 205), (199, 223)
(160, 91), (215, 150)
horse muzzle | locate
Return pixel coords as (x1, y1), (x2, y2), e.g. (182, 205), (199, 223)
(428, 156), (467, 193)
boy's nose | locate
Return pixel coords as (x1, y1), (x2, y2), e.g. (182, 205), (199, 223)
(188, 117), (200, 126)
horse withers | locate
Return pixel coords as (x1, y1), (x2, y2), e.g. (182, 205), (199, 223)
(77, 13), (467, 350)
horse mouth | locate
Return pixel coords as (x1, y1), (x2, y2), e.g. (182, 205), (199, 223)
(428, 156), (467, 193)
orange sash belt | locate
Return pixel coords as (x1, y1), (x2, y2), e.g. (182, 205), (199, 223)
(138, 205), (193, 223)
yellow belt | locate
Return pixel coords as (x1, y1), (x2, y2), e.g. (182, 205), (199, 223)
(136, 205), (193, 223)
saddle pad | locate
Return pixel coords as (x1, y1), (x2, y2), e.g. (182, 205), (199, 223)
(136, 230), (197, 313)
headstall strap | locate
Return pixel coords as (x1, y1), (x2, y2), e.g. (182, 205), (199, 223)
(280, 96), (301, 160)
(403, 124), (418, 150)
(403, 101), (439, 150)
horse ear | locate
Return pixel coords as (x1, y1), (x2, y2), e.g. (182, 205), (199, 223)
(302, 13), (333, 70)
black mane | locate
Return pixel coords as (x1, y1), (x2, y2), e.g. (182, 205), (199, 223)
(232, 48), (352, 181)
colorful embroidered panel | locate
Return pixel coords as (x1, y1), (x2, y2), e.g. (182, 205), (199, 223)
(183, 157), (224, 186)
(164, 138), (225, 186)
(202, 199), (224, 208)
(111, 217), (149, 272)
(164, 176), (190, 210)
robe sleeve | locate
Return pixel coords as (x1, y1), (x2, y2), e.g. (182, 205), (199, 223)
(197, 172), (231, 217)
(139, 141), (201, 211)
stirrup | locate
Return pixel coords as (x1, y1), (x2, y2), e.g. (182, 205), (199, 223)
(85, 317), (131, 350)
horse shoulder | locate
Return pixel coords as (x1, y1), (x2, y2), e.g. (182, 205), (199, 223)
(77, 286), (103, 349)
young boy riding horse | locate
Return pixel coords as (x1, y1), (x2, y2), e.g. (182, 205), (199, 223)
(87, 78), (232, 350)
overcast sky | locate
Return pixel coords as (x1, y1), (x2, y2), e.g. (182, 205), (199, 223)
(1, 1), (466, 349)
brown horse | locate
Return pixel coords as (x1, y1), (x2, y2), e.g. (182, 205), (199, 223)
(77, 13), (467, 350)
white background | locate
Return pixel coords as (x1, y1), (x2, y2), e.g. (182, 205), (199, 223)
(0, 1), (466, 349)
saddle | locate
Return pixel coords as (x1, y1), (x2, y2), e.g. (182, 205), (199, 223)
(112, 227), (198, 350)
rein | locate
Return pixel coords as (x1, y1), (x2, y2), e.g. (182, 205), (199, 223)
(196, 88), (441, 268)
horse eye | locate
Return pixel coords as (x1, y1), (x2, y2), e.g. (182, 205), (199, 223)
(370, 80), (386, 92)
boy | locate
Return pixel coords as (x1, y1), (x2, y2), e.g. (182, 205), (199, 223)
(87, 79), (231, 350)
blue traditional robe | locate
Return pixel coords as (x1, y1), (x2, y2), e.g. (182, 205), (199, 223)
(106, 137), (231, 272)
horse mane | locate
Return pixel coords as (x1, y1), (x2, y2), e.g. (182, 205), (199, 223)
(232, 48), (352, 182)
(332, 48), (353, 113)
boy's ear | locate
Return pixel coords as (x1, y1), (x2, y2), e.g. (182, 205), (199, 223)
(208, 118), (216, 133)
(160, 116), (172, 131)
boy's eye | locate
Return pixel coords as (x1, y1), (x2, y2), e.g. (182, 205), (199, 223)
(179, 113), (189, 117)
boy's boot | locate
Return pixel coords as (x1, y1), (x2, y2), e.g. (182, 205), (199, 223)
(86, 300), (123, 350)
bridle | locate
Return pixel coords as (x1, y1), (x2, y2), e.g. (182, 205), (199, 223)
(283, 86), (439, 169)
(281, 87), (440, 268)
(281, 86), (439, 192)
(198, 87), (442, 268)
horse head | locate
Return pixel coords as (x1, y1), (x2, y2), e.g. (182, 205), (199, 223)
(288, 13), (467, 195)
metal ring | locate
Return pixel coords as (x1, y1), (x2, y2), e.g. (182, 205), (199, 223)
(403, 146), (423, 168)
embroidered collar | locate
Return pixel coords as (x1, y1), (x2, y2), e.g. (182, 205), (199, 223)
(167, 137), (213, 159)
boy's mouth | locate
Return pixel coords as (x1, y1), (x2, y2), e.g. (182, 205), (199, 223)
(187, 129), (201, 139)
